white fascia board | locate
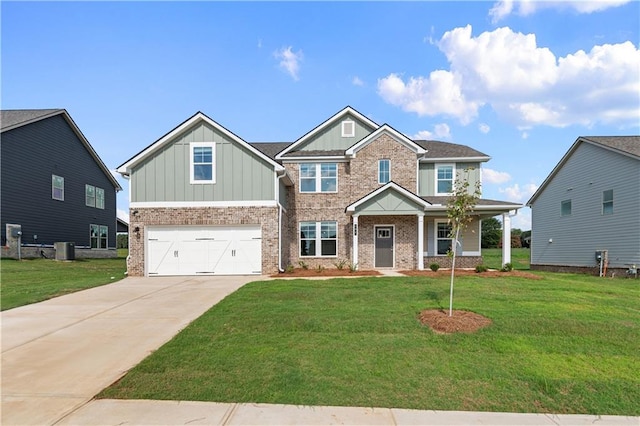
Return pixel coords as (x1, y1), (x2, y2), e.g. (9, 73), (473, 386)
(419, 156), (491, 163)
(346, 125), (426, 157)
(281, 157), (350, 163)
(130, 200), (279, 208)
(275, 106), (379, 160)
(346, 182), (431, 212)
(118, 112), (284, 176)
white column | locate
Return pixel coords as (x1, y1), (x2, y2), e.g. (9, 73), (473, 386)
(417, 214), (424, 270)
(502, 212), (512, 267)
(352, 215), (359, 270)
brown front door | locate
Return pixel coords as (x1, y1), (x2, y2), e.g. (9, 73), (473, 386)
(375, 226), (394, 268)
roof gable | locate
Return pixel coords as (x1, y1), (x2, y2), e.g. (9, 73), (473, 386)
(1, 109), (121, 190)
(346, 181), (431, 213)
(117, 112), (285, 175)
(345, 124), (426, 157)
(527, 135), (640, 206)
(276, 106), (378, 159)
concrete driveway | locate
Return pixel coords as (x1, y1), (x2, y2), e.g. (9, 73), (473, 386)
(1, 275), (259, 425)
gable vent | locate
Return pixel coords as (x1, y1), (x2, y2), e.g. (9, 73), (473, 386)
(341, 120), (355, 137)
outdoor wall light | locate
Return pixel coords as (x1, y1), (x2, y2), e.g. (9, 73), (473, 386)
(548, 238), (553, 243)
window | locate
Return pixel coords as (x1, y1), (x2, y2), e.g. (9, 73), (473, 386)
(436, 221), (452, 255)
(96, 188), (105, 209)
(52, 175), (64, 201)
(86, 185), (105, 209)
(377, 228), (391, 239)
(603, 190), (613, 215)
(299, 163), (337, 193)
(190, 142), (215, 184)
(378, 159), (390, 184)
(300, 221), (337, 257)
(341, 120), (355, 137)
(561, 199), (572, 216)
(90, 224), (108, 249)
(436, 164), (454, 194)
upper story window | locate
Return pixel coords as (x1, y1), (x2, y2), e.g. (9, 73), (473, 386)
(602, 190), (613, 215)
(561, 199), (572, 216)
(190, 142), (215, 184)
(300, 163), (337, 193)
(378, 159), (390, 184)
(341, 120), (355, 137)
(85, 185), (105, 209)
(52, 175), (64, 201)
(436, 164), (454, 195)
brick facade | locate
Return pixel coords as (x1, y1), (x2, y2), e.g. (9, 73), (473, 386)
(127, 206), (279, 276)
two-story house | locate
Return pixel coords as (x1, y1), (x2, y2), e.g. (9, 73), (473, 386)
(116, 107), (521, 276)
(1, 109), (122, 258)
(527, 136), (640, 274)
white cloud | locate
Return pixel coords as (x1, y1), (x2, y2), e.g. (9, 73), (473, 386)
(483, 168), (512, 184)
(512, 208), (531, 231)
(499, 182), (538, 203)
(352, 76), (364, 86)
(257, 39), (262, 49)
(274, 46), (303, 81)
(117, 208), (130, 223)
(490, 0), (631, 23)
(479, 123), (490, 133)
(378, 25), (640, 129)
(413, 123), (451, 140)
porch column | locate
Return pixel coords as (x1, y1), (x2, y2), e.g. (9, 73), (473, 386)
(417, 214), (424, 270)
(502, 212), (512, 267)
(352, 215), (359, 270)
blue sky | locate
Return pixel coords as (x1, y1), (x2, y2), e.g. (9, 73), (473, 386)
(2, 1), (639, 230)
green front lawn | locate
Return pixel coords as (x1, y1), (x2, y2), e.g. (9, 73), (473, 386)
(483, 247), (530, 270)
(1, 258), (127, 311)
(100, 273), (639, 415)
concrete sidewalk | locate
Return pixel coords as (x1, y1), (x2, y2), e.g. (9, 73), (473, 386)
(1, 275), (257, 425)
(57, 399), (638, 425)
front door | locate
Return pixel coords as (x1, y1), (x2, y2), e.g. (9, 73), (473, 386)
(375, 226), (394, 268)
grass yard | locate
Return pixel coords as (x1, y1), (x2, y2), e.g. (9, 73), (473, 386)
(100, 272), (639, 415)
(1, 257), (127, 310)
(483, 247), (530, 270)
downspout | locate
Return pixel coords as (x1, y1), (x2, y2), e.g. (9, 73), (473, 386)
(277, 171), (286, 273)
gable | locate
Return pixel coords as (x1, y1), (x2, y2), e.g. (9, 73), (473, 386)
(291, 112), (376, 153)
(356, 190), (425, 215)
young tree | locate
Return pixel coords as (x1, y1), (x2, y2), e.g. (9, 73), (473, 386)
(446, 168), (481, 317)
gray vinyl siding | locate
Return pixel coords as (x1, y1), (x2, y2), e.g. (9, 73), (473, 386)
(531, 142), (640, 268)
(296, 113), (376, 152)
(418, 162), (481, 196)
(131, 122), (275, 202)
(1, 114), (117, 247)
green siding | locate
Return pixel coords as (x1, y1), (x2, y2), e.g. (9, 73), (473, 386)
(356, 190), (423, 215)
(131, 122), (275, 202)
(297, 113), (376, 152)
(278, 179), (288, 208)
(418, 162), (481, 196)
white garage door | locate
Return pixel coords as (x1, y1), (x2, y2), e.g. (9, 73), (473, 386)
(146, 225), (262, 276)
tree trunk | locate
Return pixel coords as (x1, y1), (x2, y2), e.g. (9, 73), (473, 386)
(449, 228), (460, 317)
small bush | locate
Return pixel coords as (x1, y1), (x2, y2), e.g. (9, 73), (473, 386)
(334, 259), (348, 270)
(349, 262), (358, 273)
(285, 264), (294, 273)
(501, 263), (513, 272)
(430, 263), (440, 272)
(315, 265), (325, 273)
(298, 260), (309, 270)
(475, 264), (489, 273)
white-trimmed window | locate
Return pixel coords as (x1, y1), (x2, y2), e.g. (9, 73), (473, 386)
(190, 142), (215, 184)
(436, 164), (454, 195)
(300, 221), (337, 257)
(299, 163), (337, 193)
(90, 224), (108, 249)
(52, 175), (64, 201)
(378, 159), (390, 184)
(561, 199), (572, 216)
(602, 190), (613, 215)
(96, 188), (105, 209)
(436, 221), (452, 255)
(86, 185), (105, 209)
(341, 120), (355, 137)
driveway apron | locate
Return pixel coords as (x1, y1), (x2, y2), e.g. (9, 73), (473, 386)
(1, 275), (258, 425)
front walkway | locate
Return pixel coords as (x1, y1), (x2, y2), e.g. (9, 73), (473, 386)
(1, 275), (258, 425)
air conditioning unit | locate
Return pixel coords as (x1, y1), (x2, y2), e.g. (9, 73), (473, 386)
(55, 242), (75, 261)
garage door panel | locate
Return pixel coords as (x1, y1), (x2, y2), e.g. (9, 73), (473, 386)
(147, 240), (179, 275)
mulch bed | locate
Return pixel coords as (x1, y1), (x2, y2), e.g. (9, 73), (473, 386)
(419, 309), (492, 334)
(271, 269), (380, 278)
(402, 269), (542, 280)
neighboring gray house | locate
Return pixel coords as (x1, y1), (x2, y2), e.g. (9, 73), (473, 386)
(117, 107), (521, 277)
(1, 109), (122, 258)
(527, 136), (640, 274)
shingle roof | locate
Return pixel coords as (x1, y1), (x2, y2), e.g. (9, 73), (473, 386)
(1, 109), (64, 131)
(581, 136), (640, 158)
(414, 140), (490, 159)
(421, 196), (522, 207)
(249, 142), (293, 160)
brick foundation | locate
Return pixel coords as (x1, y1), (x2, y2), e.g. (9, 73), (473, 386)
(424, 256), (484, 270)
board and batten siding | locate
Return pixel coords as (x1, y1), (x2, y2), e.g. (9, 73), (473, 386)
(296, 113), (376, 152)
(418, 162), (481, 196)
(531, 142), (640, 268)
(131, 122), (275, 203)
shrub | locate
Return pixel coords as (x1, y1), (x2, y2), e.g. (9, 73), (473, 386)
(285, 264), (294, 273)
(315, 265), (325, 273)
(349, 262), (358, 273)
(501, 263), (513, 272)
(430, 263), (440, 272)
(475, 264), (489, 273)
(333, 259), (348, 270)
(298, 260), (309, 270)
